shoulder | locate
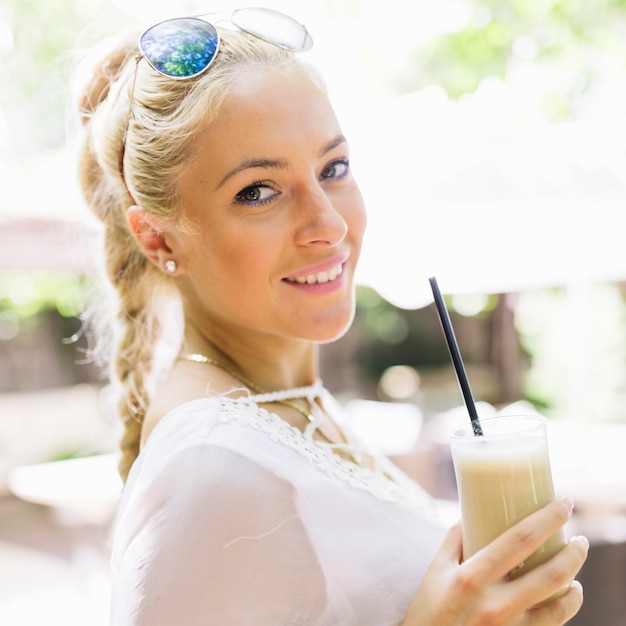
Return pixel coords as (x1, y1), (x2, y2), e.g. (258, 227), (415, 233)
(140, 359), (246, 447)
(131, 419), (296, 504)
(118, 403), (302, 551)
(132, 392), (299, 495)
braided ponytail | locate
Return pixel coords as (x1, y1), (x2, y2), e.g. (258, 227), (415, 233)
(103, 220), (166, 481)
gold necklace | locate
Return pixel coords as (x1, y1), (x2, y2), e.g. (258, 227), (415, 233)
(178, 353), (320, 420)
(177, 353), (359, 460)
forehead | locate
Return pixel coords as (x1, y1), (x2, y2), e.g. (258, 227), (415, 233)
(222, 63), (330, 113)
(203, 65), (341, 157)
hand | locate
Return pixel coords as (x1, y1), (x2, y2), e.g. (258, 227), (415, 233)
(403, 498), (589, 625)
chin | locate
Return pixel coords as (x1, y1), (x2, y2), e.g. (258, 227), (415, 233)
(310, 308), (356, 345)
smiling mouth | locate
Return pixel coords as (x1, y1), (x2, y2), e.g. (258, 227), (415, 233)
(285, 263), (344, 285)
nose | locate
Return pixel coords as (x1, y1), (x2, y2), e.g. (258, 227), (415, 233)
(293, 183), (348, 247)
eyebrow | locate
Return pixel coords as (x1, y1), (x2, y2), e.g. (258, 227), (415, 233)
(215, 134), (347, 190)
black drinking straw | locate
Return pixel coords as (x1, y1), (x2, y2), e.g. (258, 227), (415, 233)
(429, 277), (484, 436)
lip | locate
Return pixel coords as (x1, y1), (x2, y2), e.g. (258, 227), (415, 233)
(282, 253), (350, 294)
(283, 253), (349, 282)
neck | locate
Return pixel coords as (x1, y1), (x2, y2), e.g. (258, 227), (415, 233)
(181, 323), (319, 391)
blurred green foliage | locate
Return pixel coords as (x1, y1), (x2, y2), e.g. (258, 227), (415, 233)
(351, 286), (496, 381)
(0, 270), (89, 318)
(1, 0), (126, 153)
(390, 0), (626, 119)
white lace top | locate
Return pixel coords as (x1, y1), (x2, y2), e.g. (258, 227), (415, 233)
(109, 393), (447, 626)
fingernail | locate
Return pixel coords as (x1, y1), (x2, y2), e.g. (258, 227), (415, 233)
(570, 535), (589, 551)
(572, 580), (583, 594)
(559, 496), (575, 516)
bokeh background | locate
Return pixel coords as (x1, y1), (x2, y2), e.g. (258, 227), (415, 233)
(2, 0), (626, 624)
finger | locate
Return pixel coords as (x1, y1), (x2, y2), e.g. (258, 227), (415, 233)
(443, 521), (463, 555)
(522, 579), (584, 626)
(430, 521), (464, 569)
(474, 498), (574, 579)
(514, 535), (589, 609)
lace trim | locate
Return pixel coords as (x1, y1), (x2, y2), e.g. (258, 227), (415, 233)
(246, 379), (324, 404)
(215, 394), (435, 514)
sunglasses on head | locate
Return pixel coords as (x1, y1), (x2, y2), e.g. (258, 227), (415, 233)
(118, 7), (313, 200)
(140, 7), (313, 79)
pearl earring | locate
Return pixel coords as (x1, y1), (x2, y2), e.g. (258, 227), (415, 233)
(164, 259), (177, 274)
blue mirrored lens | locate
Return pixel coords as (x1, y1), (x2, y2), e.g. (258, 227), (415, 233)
(140, 18), (219, 78)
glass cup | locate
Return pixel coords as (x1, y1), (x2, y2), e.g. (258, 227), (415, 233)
(449, 415), (567, 598)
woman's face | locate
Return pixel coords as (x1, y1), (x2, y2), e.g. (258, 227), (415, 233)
(171, 65), (367, 345)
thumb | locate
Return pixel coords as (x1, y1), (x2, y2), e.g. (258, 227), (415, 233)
(436, 521), (463, 566)
(402, 521), (465, 622)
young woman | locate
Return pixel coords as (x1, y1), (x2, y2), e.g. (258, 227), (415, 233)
(75, 8), (587, 625)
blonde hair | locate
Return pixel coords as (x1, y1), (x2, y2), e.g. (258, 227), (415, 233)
(75, 27), (320, 481)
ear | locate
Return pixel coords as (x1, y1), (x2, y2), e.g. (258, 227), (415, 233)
(126, 206), (177, 271)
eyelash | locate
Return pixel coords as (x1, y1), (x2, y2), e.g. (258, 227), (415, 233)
(234, 180), (277, 207)
(233, 158), (351, 207)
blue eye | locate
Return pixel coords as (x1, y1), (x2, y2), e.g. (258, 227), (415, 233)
(321, 159), (350, 180)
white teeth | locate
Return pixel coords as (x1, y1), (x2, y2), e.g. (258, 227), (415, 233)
(289, 263), (343, 285)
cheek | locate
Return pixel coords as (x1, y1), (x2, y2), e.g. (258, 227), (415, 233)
(210, 233), (278, 289)
(346, 191), (367, 248)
